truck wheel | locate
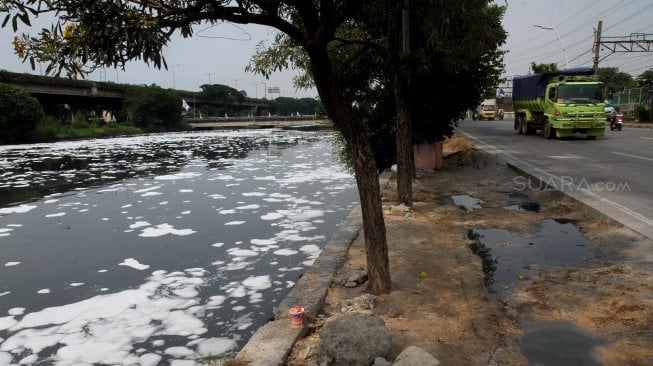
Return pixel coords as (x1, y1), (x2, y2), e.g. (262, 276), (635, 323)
(520, 119), (529, 135)
(515, 117), (523, 134)
(543, 123), (555, 139)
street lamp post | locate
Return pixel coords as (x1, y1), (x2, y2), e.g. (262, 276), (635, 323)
(252, 83), (259, 99)
(204, 72), (215, 85)
(261, 81), (267, 99)
(533, 25), (569, 69)
(171, 64), (181, 89)
(233, 79), (240, 89)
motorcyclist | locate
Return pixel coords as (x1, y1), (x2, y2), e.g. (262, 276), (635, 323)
(610, 107), (620, 129)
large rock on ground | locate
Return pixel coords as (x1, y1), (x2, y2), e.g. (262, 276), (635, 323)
(393, 345), (441, 365)
(320, 314), (391, 365)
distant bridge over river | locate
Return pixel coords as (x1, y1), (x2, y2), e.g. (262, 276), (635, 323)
(188, 117), (332, 130)
(0, 70), (271, 117)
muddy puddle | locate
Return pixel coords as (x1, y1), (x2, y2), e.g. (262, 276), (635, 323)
(469, 220), (603, 364)
(503, 201), (541, 212)
(468, 219), (594, 297)
(518, 320), (607, 365)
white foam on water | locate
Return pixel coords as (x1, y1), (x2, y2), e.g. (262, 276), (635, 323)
(261, 212), (284, 220)
(141, 192), (163, 197)
(226, 248), (258, 257)
(273, 249), (298, 256)
(138, 224), (196, 237)
(36, 289), (50, 294)
(0, 269), (238, 364)
(7, 308), (24, 316)
(118, 258), (150, 270)
(235, 204), (260, 210)
(250, 239), (277, 246)
(4, 262), (20, 267)
(179, 189), (194, 193)
(154, 172), (201, 180)
(133, 186), (162, 194)
(242, 192), (266, 197)
(218, 209), (236, 214)
(224, 221), (245, 226)
(211, 242), (224, 248)
(129, 221), (150, 229)
(0, 204), (37, 214)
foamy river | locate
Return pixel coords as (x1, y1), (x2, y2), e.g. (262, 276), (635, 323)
(0, 130), (358, 365)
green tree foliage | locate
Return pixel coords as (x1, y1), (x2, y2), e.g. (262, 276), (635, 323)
(410, 1), (506, 142)
(531, 62), (559, 73)
(635, 69), (653, 88)
(0, 82), (44, 143)
(270, 97), (318, 116)
(199, 84), (245, 105)
(597, 67), (636, 94)
(123, 84), (183, 131)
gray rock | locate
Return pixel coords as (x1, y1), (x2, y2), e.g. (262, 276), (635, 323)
(393, 346), (441, 366)
(320, 314), (391, 366)
(340, 268), (368, 287)
(374, 357), (393, 366)
(340, 294), (376, 315)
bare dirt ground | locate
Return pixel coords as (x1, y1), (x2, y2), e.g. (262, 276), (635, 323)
(286, 135), (653, 365)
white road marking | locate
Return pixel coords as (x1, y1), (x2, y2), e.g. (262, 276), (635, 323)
(613, 151), (653, 162)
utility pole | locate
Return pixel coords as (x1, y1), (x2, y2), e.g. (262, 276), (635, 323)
(592, 20), (602, 74)
(593, 20), (653, 72)
(204, 72), (215, 85)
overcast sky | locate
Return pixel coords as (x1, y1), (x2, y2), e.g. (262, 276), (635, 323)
(501, 0), (653, 78)
(1, 0), (652, 97)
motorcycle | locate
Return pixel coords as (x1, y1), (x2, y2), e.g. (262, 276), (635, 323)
(610, 113), (624, 131)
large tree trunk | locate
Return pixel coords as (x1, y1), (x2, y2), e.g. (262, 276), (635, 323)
(393, 71), (413, 206)
(308, 49), (392, 295)
(389, 1), (414, 207)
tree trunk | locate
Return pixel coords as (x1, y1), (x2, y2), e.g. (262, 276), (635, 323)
(308, 49), (392, 295)
(389, 1), (414, 207)
(393, 71), (413, 206)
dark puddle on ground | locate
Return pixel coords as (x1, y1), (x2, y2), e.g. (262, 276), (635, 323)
(469, 220), (604, 365)
(468, 219), (594, 296)
(504, 201), (541, 212)
(519, 320), (607, 365)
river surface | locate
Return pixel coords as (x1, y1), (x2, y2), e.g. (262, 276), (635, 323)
(0, 130), (358, 365)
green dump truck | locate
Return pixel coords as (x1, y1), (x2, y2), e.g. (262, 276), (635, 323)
(513, 67), (606, 139)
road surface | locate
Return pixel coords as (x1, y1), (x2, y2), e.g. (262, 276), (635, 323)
(456, 119), (653, 240)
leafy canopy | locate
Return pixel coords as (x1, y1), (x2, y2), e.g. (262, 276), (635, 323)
(0, 82), (44, 143)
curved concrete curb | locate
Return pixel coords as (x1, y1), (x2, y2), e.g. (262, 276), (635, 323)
(236, 170), (394, 365)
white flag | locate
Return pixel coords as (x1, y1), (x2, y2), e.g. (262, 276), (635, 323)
(182, 99), (190, 111)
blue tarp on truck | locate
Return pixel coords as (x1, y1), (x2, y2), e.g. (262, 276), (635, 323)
(512, 67), (595, 101)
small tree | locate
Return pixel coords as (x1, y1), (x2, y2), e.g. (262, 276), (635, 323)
(531, 62), (559, 73)
(597, 67), (636, 94)
(199, 84), (245, 105)
(0, 82), (44, 144)
(124, 84), (183, 131)
(635, 69), (653, 88)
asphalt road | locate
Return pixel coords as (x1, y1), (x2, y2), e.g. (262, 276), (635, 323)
(456, 119), (653, 240)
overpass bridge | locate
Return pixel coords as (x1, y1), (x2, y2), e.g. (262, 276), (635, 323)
(0, 70), (271, 117)
(188, 117), (332, 130)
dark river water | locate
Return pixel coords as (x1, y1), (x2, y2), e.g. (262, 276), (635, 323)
(0, 130), (358, 365)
